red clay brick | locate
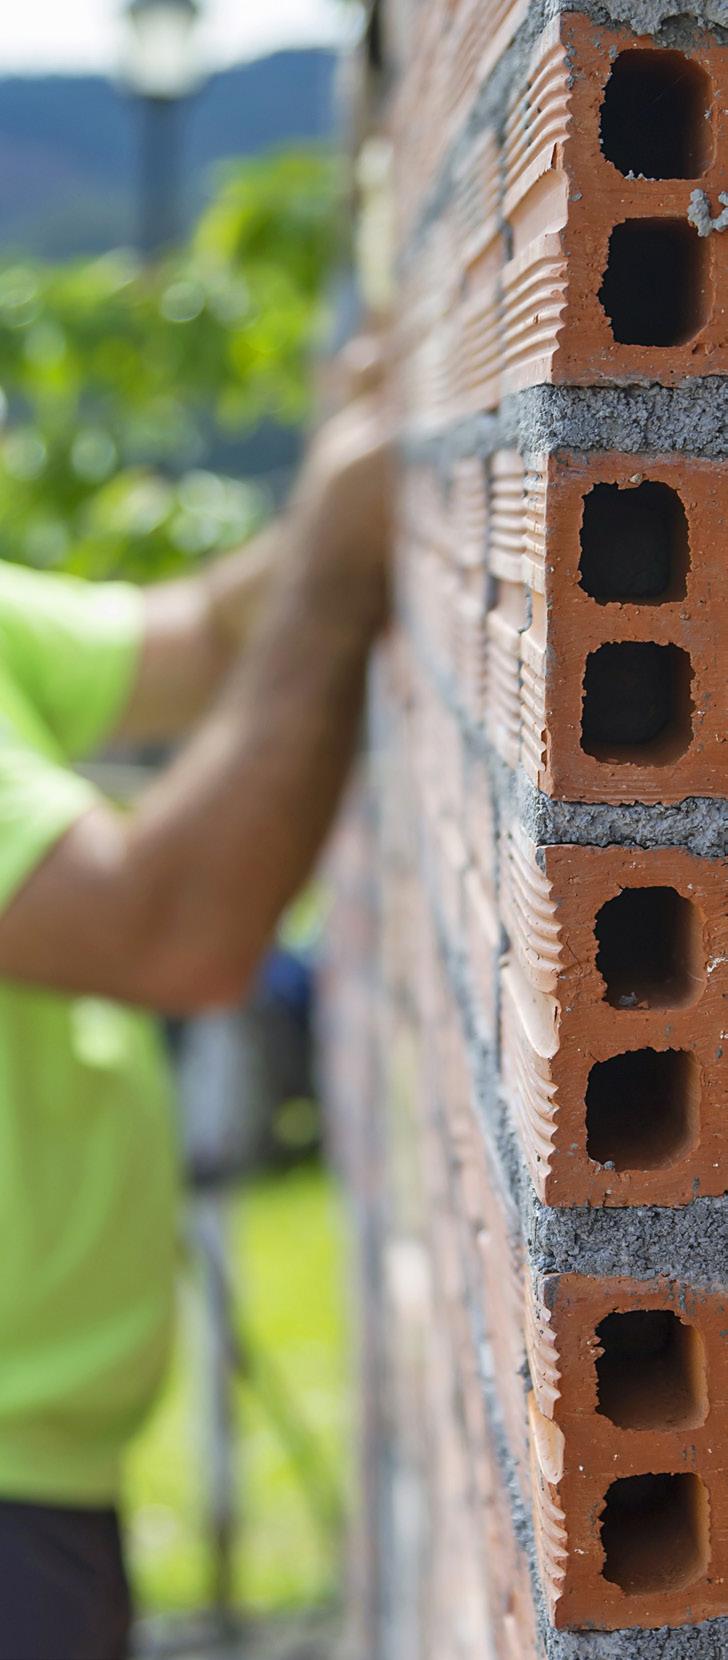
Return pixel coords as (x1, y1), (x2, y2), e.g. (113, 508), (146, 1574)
(456, 238), (504, 416)
(431, 1238), (536, 1660)
(502, 16), (728, 392)
(519, 451), (728, 804)
(501, 831), (728, 1205)
(454, 131), (501, 277)
(447, 0), (531, 127)
(423, 948), (531, 1490)
(528, 1273), (728, 1630)
(463, 867), (500, 1047)
(462, 753), (497, 901)
(421, 1027), (537, 1656)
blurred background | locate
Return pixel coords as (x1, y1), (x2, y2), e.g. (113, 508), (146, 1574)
(0, 2), (362, 1654)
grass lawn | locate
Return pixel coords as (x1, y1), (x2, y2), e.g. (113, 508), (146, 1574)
(124, 1164), (349, 1616)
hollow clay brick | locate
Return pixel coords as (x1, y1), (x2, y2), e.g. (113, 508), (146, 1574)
(502, 16), (728, 393)
(519, 450), (728, 804)
(527, 1273), (728, 1630)
(501, 831), (728, 1206)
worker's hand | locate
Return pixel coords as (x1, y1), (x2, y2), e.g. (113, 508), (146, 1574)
(290, 385), (394, 637)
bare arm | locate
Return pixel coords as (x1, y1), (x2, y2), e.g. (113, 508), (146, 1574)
(0, 401), (390, 1013)
(115, 525), (280, 744)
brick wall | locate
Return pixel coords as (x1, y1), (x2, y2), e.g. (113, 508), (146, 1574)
(324, 0), (728, 1655)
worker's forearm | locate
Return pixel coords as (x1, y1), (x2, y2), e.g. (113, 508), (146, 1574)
(203, 522), (283, 653)
(116, 525), (282, 745)
(127, 533), (378, 1006)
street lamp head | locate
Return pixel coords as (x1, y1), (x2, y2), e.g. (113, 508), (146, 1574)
(121, 0), (204, 100)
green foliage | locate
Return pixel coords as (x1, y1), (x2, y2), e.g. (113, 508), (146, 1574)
(0, 149), (341, 581)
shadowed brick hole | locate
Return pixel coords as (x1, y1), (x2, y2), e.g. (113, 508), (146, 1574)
(595, 887), (703, 1009)
(579, 482), (689, 603)
(601, 50), (712, 179)
(599, 220), (709, 346)
(595, 1309), (707, 1430)
(581, 641), (693, 762)
(586, 1048), (699, 1170)
(600, 1473), (709, 1595)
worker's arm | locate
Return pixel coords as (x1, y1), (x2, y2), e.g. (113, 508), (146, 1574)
(0, 399), (391, 1013)
(113, 523), (281, 744)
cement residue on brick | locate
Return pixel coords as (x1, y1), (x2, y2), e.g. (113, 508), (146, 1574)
(688, 189), (728, 237)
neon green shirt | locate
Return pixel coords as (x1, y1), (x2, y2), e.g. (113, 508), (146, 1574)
(0, 560), (177, 1506)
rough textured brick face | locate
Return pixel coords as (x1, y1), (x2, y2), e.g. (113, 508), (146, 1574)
(522, 452), (728, 803)
(502, 834), (728, 1205)
(503, 17), (728, 392)
(527, 1275), (728, 1628)
(324, 1), (728, 1656)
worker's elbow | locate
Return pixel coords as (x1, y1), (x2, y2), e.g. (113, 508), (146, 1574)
(190, 940), (255, 1013)
(138, 925), (256, 1016)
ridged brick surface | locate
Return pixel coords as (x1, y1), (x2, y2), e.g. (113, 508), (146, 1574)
(327, 0), (728, 1655)
(521, 452), (728, 802)
(501, 835), (728, 1206)
(527, 1275), (728, 1627)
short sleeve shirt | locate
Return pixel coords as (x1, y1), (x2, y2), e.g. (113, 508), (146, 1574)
(0, 560), (177, 1506)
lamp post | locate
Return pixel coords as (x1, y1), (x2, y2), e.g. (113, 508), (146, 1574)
(121, 0), (204, 257)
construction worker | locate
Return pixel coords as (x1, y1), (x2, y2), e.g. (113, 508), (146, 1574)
(0, 390), (391, 1659)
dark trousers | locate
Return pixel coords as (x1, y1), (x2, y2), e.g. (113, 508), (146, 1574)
(0, 1500), (131, 1660)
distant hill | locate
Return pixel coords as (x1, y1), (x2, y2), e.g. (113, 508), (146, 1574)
(0, 48), (337, 259)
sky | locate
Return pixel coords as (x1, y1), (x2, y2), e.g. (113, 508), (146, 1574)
(0, 0), (348, 74)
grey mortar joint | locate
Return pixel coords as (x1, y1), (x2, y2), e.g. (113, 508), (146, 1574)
(519, 785), (728, 859)
(402, 381), (728, 467)
(526, 1189), (728, 1287)
(546, 1616), (728, 1656)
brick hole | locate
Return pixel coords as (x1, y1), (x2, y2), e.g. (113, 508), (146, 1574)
(586, 1048), (699, 1170)
(600, 1473), (709, 1595)
(581, 641), (693, 762)
(595, 1309), (707, 1430)
(600, 50), (712, 180)
(595, 887), (703, 1010)
(579, 482), (689, 603)
(599, 220), (709, 346)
